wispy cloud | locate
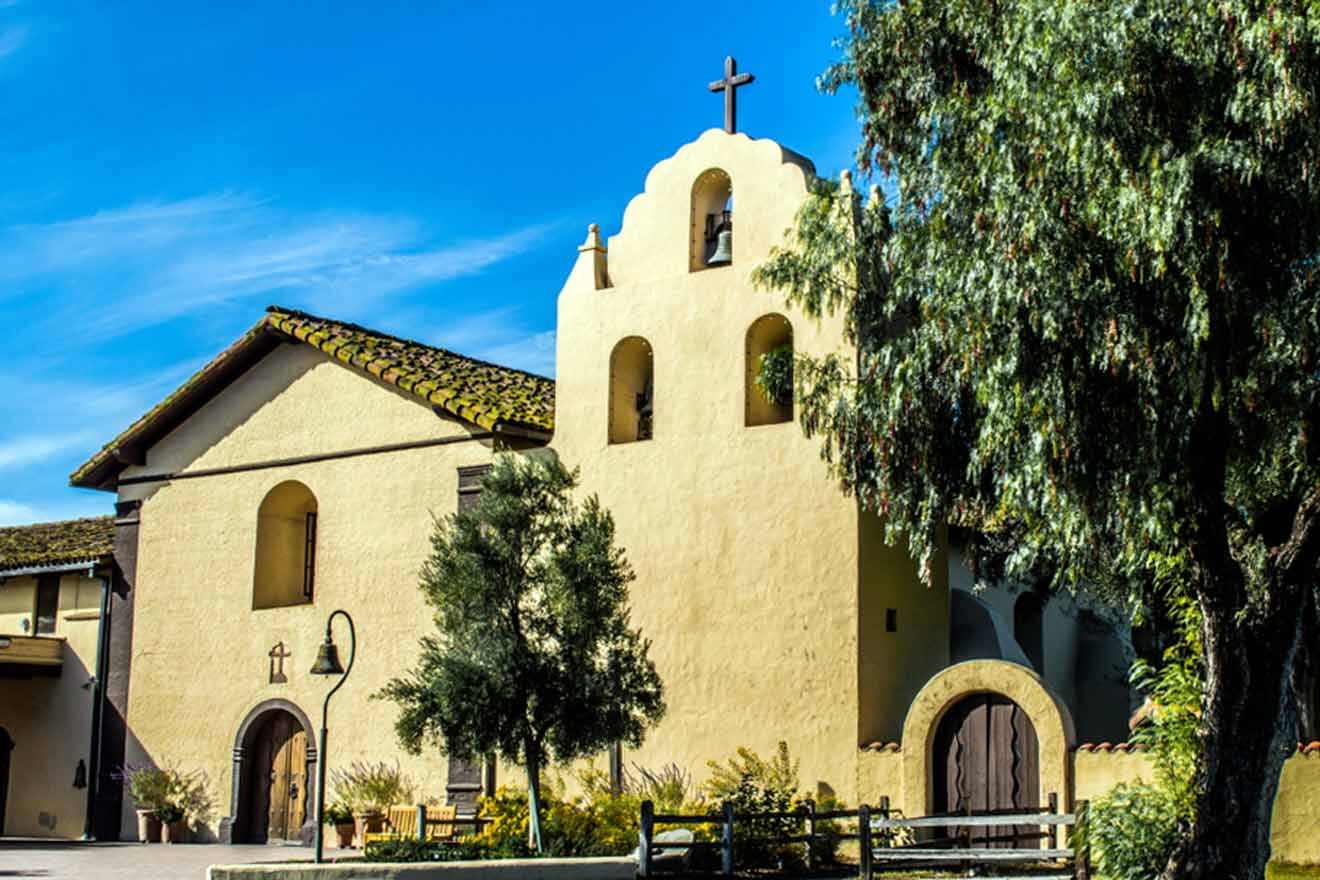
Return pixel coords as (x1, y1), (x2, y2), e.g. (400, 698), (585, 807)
(0, 497), (110, 528)
(0, 499), (39, 527)
(0, 432), (100, 471)
(0, 193), (555, 338)
(0, 23), (26, 61)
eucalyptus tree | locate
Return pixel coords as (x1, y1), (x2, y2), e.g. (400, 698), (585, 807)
(755, 3), (1320, 877)
(379, 454), (665, 853)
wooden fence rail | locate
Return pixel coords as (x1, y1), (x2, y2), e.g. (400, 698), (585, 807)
(636, 793), (1090, 880)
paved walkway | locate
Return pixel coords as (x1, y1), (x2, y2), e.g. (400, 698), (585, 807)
(0, 839), (317, 880)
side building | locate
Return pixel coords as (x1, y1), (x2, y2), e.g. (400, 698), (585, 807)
(0, 516), (118, 838)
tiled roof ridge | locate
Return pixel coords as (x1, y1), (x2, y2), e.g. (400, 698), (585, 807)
(0, 514), (115, 571)
(263, 305), (554, 382)
(861, 741), (902, 753)
(71, 304), (555, 490)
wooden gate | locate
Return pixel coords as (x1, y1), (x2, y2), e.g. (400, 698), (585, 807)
(245, 711), (308, 843)
(932, 693), (1040, 847)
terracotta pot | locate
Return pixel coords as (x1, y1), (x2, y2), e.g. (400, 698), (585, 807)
(160, 819), (189, 844)
(135, 809), (161, 843)
(334, 821), (355, 849)
(353, 811), (384, 848)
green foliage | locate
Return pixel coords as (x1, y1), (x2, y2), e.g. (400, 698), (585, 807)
(117, 765), (211, 823)
(704, 741), (844, 870)
(619, 762), (697, 814)
(119, 765), (172, 815)
(703, 741), (799, 802)
(473, 775), (658, 858)
(1131, 592), (1203, 821)
(322, 801), (354, 825)
(364, 836), (490, 862)
(330, 761), (414, 814)
(755, 343), (795, 407)
(755, 2), (1320, 871)
(379, 454), (666, 850)
(1080, 784), (1182, 880)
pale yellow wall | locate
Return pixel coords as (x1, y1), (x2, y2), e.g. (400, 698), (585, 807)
(0, 574), (103, 837)
(0, 576), (37, 634)
(858, 515), (949, 747)
(118, 346), (502, 840)
(552, 130), (880, 802)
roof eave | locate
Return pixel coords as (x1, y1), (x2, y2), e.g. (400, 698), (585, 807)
(68, 324), (285, 491)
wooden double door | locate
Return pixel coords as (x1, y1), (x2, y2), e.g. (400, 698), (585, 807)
(932, 694), (1040, 848)
(245, 711), (308, 843)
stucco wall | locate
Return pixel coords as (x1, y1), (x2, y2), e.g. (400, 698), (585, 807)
(551, 130), (888, 801)
(0, 574), (103, 837)
(117, 346), (502, 840)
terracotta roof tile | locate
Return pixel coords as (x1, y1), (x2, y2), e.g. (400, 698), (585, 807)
(0, 516), (114, 572)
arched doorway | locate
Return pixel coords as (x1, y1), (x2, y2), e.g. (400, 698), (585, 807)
(933, 693), (1039, 847)
(226, 700), (316, 845)
(0, 727), (13, 836)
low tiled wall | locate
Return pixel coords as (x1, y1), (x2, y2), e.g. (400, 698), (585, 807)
(208, 857), (635, 880)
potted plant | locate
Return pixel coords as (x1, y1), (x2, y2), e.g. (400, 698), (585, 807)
(324, 801), (355, 849)
(331, 761), (414, 847)
(118, 765), (170, 843)
(157, 802), (188, 844)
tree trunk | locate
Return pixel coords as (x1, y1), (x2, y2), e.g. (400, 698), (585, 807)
(1292, 590), (1320, 742)
(525, 738), (544, 854)
(1163, 595), (1304, 880)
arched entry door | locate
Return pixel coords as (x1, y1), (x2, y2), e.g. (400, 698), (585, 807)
(933, 693), (1039, 847)
(238, 710), (309, 843)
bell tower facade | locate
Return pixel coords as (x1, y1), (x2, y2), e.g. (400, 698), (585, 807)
(550, 129), (947, 799)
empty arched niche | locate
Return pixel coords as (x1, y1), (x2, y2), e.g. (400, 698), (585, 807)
(609, 337), (655, 444)
(691, 168), (733, 271)
(253, 481), (318, 610)
(745, 314), (794, 426)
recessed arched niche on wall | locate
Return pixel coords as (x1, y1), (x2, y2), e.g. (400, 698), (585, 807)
(690, 168), (733, 271)
(745, 314), (794, 427)
(609, 336), (655, 445)
(253, 480), (318, 610)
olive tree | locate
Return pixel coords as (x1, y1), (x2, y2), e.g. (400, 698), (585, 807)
(379, 454), (665, 852)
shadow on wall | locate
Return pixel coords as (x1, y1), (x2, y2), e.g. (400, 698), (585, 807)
(949, 585), (1136, 744)
(117, 729), (219, 844)
(0, 648), (97, 839)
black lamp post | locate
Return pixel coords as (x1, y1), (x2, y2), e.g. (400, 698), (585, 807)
(309, 609), (355, 864)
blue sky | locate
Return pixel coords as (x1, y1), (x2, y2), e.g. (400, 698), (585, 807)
(0, 1), (860, 526)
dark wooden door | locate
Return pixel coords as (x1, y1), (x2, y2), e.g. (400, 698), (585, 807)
(446, 757), (483, 815)
(245, 712), (307, 843)
(0, 727), (12, 836)
(933, 694), (1040, 847)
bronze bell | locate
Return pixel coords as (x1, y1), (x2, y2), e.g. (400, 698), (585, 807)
(310, 638), (345, 676)
(707, 226), (733, 266)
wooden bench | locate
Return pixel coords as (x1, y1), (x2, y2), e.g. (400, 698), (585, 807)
(861, 795), (1089, 880)
(362, 804), (421, 846)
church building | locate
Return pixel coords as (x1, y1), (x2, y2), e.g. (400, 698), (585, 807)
(2, 101), (1317, 860)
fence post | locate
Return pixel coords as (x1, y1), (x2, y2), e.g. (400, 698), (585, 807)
(638, 799), (654, 878)
(1076, 799), (1091, 880)
(721, 801), (735, 877)
(416, 803), (427, 842)
(858, 804), (872, 880)
(1047, 792), (1058, 850)
(803, 800), (816, 871)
